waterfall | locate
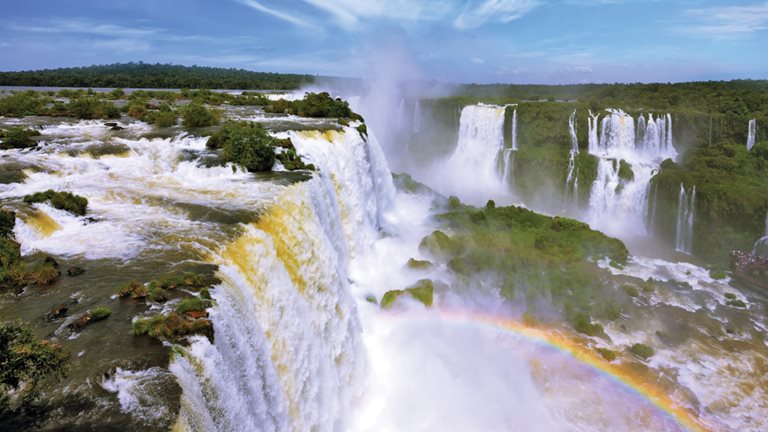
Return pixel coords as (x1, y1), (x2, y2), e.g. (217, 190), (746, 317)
(442, 104), (511, 204)
(747, 119), (757, 151)
(675, 183), (696, 254)
(413, 100), (422, 133)
(511, 108), (518, 151)
(171, 127), (395, 432)
(565, 110), (579, 206)
(586, 109), (676, 236)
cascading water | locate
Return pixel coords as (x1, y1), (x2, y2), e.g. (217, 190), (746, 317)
(586, 109), (676, 236)
(171, 126), (395, 432)
(674, 183), (696, 254)
(511, 107), (518, 151)
(752, 212), (768, 257)
(565, 110), (579, 206)
(441, 104), (511, 204)
(747, 119), (757, 151)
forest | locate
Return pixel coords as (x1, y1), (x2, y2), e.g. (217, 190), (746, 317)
(0, 63), (314, 90)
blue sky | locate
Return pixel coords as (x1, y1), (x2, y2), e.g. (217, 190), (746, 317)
(1, 0), (767, 84)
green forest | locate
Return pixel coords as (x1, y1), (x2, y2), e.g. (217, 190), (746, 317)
(0, 63), (314, 90)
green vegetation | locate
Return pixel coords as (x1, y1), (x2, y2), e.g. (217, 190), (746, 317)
(0, 210), (14, 239)
(181, 101), (219, 127)
(0, 127), (41, 149)
(629, 343), (655, 360)
(0, 321), (69, 401)
(1, 213), (59, 292)
(596, 347), (617, 361)
(710, 269), (727, 280)
(381, 280), (435, 309)
(132, 313), (213, 343)
(406, 258), (433, 270)
(618, 160), (634, 181)
(0, 62), (313, 90)
(67, 97), (120, 119)
(89, 307), (112, 322)
(209, 121), (276, 172)
(419, 201), (628, 331)
(726, 299), (747, 308)
(23, 190), (88, 216)
(175, 297), (212, 315)
(265, 92), (355, 118)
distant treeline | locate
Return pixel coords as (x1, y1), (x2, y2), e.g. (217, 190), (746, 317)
(0, 62), (315, 90)
(457, 79), (768, 117)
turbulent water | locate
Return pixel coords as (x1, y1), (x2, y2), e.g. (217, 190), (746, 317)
(1, 96), (767, 432)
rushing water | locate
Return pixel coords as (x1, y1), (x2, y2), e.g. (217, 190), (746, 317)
(1, 98), (767, 432)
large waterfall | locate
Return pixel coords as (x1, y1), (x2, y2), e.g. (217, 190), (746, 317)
(674, 184), (696, 254)
(586, 109), (676, 236)
(747, 119), (757, 151)
(171, 127), (394, 432)
(441, 104), (511, 204)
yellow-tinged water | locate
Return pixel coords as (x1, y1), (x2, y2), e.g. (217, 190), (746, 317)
(26, 209), (61, 236)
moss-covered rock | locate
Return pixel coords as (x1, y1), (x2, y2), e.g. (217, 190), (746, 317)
(572, 313), (604, 337)
(23, 190), (88, 216)
(726, 299), (747, 308)
(381, 279), (434, 309)
(406, 258), (433, 270)
(618, 160), (634, 181)
(0, 210), (15, 239)
(90, 307), (112, 322)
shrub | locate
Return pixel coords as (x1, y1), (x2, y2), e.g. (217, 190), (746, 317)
(182, 101), (218, 127)
(709, 269), (727, 280)
(210, 121), (275, 172)
(0, 322), (69, 396)
(23, 190), (88, 216)
(90, 307), (112, 322)
(629, 343), (654, 359)
(0, 210), (15, 239)
(0, 127), (41, 149)
(150, 110), (177, 127)
(0, 92), (45, 117)
(572, 313), (604, 337)
(726, 299), (747, 308)
(67, 98), (120, 119)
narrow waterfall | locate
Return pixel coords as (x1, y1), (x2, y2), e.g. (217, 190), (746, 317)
(413, 100), (422, 133)
(586, 109), (676, 236)
(511, 108), (518, 151)
(747, 119), (757, 151)
(675, 183), (696, 254)
(565, 110), (579, 205)
(442, 104), (510, 204)
(171, 127), (394, 432)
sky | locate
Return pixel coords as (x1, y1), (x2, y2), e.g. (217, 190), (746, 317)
(0, 0), (767, 84)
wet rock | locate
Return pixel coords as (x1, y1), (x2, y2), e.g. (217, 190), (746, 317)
(67, 266), (85, 277)
(44, 256), (59, 268)
(68, 313), (91, 331)
(47, 303), (68, 320)
(110, 126), (125, 131)
(104, 122), (118, 127)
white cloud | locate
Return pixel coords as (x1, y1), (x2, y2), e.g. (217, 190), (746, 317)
(238, 0), (319, 28)
(472, 57), (486, 64)
(237, 0), (539, 30)
(681, 1), (768, 39)
(11, 19), (158, 38)
(455, 0), (541, 29)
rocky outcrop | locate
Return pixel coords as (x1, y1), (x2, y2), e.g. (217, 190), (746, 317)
(730, 251), (768, 290)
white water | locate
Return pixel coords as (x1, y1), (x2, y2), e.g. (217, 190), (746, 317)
(438, 104), (512, 205)
(752, 212), (768, 257)
(171, 126), (393, 432)
(565, 110), (579, 206)
(586, 109), (676, 237)
(747, 119), (757, 151)
(675, 183), (696, 254)
(511, 108), (518, 151)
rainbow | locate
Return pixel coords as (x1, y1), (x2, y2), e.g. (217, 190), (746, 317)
(386, 309), (709, 432)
